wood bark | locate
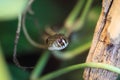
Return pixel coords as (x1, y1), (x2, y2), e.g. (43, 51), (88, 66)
(83, 0), (120, 80)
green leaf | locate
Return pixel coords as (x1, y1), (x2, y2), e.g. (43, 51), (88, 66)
(0, 44), (12, 80)
(0, 0), (28, 21)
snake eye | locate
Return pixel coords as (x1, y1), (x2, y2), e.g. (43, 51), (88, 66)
(46, 34), (68, 51)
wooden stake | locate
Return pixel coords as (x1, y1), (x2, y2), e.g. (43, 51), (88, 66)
(83, 0), (120, 80)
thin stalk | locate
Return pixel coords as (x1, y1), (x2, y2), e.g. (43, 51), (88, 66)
(64, 0), (85, 28)
(13, 14), (26, 69)
(20, 0), (47, 49)
(38, 62), (120, 80)
(22, 13), (47, 49)
(73, 0), (93, 31)
(13, 0), (35, 69)
(30, 51), (50, 80)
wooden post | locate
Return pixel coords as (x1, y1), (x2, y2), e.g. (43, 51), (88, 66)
(83, 0), (120, 80)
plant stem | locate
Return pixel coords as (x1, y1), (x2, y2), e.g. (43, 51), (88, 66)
(64, 0), (85, 28)
(62, 0), (93, 36)
(19, 0), (47, 49)
(38, 62), (120, 80)
(73, 0), (93, 31)
(22, 13), (47, 49)
(30, 51), (50, 80)
(13, 15), (28, 69)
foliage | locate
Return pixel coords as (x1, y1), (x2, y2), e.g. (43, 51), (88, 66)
(2, 0), (119, 80)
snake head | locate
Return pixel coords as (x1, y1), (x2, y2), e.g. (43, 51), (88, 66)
(46, 34), (68, 51)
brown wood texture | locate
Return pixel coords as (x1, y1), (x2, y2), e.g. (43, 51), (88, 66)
(83, 0), (120, 80)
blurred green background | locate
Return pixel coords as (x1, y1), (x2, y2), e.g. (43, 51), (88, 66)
(0, 0), (103, 80)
